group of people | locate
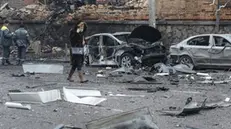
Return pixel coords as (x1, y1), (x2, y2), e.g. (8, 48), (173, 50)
(0, 19), (88, 83)
(0, 20), (30, 65)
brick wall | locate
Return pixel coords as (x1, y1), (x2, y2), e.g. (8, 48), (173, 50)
(0, 0), (35, 9)
(156, 0), (231, 20)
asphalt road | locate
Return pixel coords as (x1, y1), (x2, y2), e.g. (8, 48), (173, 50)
(0, 64), (231, 129)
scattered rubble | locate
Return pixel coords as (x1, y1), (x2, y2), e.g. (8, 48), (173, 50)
(173, 64), (196, 74)
(86, 107), (159, 129)
(159, 97), (231, 117)
(0, 0), (149, 21)
(158, 97), (207, 116)
(53, 124), (82, 129)
(127, 87), (169, 93)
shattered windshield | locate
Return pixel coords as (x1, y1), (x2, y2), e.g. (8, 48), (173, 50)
(114, 34), (129, 42)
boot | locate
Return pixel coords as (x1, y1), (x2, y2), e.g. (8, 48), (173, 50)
(2, 59), (6, 65)
(78, 71), (88, 83)
(6, 60), (12, 65)
(67, 68), (75, 82)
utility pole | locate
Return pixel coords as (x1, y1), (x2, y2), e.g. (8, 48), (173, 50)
(215, 0), (220, 32)
(148, 0), (156, 28)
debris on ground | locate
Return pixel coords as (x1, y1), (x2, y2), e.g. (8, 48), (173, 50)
(119, 75), (162, 84)
(63, 87), (106, 106)
(12, 74), (26, 77)
(8, 89), (61, 104)
(86, 107), (159, 129)
(197, 80), (229, 84)
(25, 83), (57, 89)
(22, 63), (64, 74)
(5, 102), (31, 110)
(53, 124), (82, 129)
(153, 63), (176, 74)
(108, 93), (145, 97)
(158, 97), (206, 116)
(110, 67), (134, 75)
(173, 64), (196, 74)
(204, 98), (231, 109)
(127, 87), (169, 93)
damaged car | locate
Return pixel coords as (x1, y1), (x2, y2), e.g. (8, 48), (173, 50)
(84, 25), (167, 68)
(170, 34), (231, 67)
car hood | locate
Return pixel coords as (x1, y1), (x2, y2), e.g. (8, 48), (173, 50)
(128, 25), (162, 43)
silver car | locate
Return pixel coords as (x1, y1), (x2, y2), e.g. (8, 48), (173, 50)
(84, 32), (130, 66)
(170, 34), (231, 67)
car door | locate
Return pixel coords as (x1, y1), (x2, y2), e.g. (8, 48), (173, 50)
(209, 35), (231, 66)
(102, 35), (120, 60)
(88, 36), (101, 62)
(185, 35), (212, 65)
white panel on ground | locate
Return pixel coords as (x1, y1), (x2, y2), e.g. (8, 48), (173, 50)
(63, 87), (106, 106)
(22, 63), (64, 74)
(9, 89), (61, 103)
(63, 87), (102, 97)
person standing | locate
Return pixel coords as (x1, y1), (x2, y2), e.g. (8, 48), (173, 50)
(0, 20), (14, 65)
(67, 20), (88, 83)
(14, 23), (30, 65)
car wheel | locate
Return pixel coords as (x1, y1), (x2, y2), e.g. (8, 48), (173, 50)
(120, 53), (133, 68)
(179, 55), (193, 65)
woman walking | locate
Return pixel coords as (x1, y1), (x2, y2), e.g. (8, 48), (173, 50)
(67, 20), (88, 83)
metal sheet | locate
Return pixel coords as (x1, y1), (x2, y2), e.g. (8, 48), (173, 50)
(9, 89), (61, 103)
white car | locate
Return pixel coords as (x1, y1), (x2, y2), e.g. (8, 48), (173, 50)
(170, 34), (231, 67)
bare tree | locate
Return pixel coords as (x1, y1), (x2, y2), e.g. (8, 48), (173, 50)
(210, 0), (231, 31)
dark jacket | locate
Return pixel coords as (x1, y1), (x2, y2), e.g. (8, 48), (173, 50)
(0, 25), (13, 47)
(69, 22), (87, 46)
(14, 28), (30, 47)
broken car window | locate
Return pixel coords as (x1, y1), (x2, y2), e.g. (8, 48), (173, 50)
(187, 36), (210, 46)
(214, 36), (231, 47)
(114, 35), (129, 43)
(89, 36), (100, 46)
(103, 36), (119, 46)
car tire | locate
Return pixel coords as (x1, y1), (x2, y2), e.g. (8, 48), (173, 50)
(120, 53), (134, 68)
(179, 55), (194, 65)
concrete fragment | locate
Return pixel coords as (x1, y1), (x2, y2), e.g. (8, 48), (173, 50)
(9, 89), (61, 104)
(5, 102), (31, 110)
(86, 107), (159, 129)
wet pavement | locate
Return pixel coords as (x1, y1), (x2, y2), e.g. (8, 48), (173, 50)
(0, 63), (231, 129)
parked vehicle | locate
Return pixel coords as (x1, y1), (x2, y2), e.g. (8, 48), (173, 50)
(85, 26), (167, 67)
(170, 34), (231, 67)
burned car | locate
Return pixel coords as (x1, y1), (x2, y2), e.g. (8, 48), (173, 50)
(85, 25), (167, 68)
(170, 34), (231, 67)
